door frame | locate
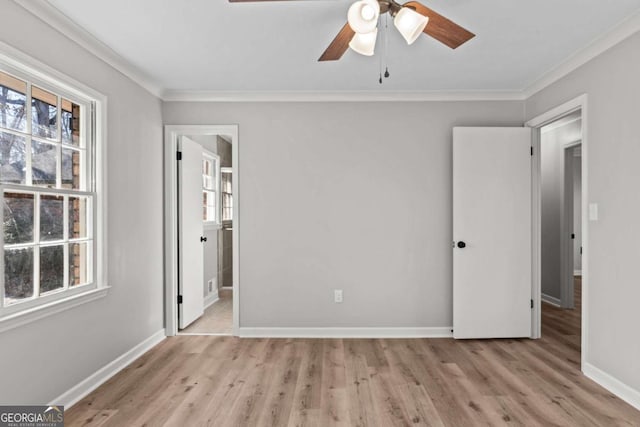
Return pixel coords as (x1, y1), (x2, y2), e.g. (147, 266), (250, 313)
(164, 125), (240, 336)
(526, 94), (588, 369)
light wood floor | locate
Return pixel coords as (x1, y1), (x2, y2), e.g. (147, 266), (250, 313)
(181, 289), (233, 335)
(66, 277), (640, 426)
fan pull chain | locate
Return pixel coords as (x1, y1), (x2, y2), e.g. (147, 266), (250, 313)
(384, 14), (390, 79)
(378, 18), (383, 84)
(377, 15), (391, 84)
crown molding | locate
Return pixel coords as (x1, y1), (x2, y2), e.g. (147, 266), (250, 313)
(13, 0), (164, 98)
(523, 9), (640, 99)
(161, 89), (525, 102)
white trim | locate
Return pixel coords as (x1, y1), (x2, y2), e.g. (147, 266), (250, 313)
(0, 286), (109, 334)
(574, 270), (582, 276)
(13, 0), (163, 98)
(526, 94), (589, 369)
(541, 293), (562, 308)
(238, 327), (453, 339)
(164, 125), (240, 337)
(49, 329), (165, 408)
(178, 332), (232, 337)
(204, 289), (219, 309)
(523, 10), (640, 98)
(584, 363), (640, 412)
(161, 90), (525, 103)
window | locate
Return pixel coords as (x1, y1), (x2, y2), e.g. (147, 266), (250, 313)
(221, 168), (232, 222)
(202, 152), (220, 226)
(0, 50), (105, 327)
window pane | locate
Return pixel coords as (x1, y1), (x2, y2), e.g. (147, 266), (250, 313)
(62, 148), (81, 189)
(61, 99), (80, 146)
(0, 131), (26, 184)
(40, 194), (64, 241)
(0, 71), (27, 132)
(69, 242), (89, 286)
(4, 247), (33, 304)
(203, 175), (213, 190)
(69, 196), (88, 240)
(3, 192), (34, 244)
(203, 190), (215, 222)
(40, 244), (64, 293)
(32, 140), (57, 187)
(32, 86), (57, 139)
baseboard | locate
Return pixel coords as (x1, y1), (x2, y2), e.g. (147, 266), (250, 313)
(584, 363), (640, 411)
(238, 327), (453, 338)
(574, 270), (583, 276)
(541, 293), (562, 307)
(204, 290), (219, 309)
(50, 329), (166, 409)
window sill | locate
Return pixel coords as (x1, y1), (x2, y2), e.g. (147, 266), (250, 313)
(0, 286), (110, 334)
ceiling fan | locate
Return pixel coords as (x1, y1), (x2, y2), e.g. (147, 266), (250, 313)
(228, 0), (475, 61)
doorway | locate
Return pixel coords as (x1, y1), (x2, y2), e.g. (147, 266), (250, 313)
(527, 95), (587, 368)
(164, 125), (239, 337)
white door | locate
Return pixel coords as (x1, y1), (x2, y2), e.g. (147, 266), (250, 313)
(178, 136), (204, 329)
(453, 127), (532, 339)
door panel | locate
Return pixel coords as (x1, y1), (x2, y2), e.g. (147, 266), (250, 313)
(178, 136), (204, 329)
(453, 127), (532, 339)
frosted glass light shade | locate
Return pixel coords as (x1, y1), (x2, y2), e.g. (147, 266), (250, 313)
(394, 7), (429, 45)
(347, 0), (380, 34)
(348, 28), (378, 56)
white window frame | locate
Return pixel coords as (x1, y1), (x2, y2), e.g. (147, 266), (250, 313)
(220, 167), (233, 223)
(0, 42), (108, 333)
(202, 150), (221, 230)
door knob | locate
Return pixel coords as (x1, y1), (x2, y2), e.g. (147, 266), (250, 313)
(200, 236), (207, 242)
(457, 241), (466, 249)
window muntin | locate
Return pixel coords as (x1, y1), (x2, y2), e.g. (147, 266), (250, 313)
(0, 66), (95, 314)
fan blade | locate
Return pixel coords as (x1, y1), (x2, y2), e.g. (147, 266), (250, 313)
(403, 1), (475, 49)
(318, 23), (355, 61)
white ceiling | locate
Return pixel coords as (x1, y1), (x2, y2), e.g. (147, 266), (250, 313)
(43, 0), (640, 94)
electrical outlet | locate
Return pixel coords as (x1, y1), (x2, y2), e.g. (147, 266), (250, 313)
(334, 289), (343, 303)
(208, 279), (213, 292)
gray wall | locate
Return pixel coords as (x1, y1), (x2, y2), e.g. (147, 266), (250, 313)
(526, 31), (640, 393)
(0, 1), (164, 404)
(573, 151), (582, 272)
(540, 119), (581, 300)
(163, 101), (524, 328)
(217, 137), (233, 288)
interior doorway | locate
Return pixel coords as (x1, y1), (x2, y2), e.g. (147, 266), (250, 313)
(164, 125), (239, 337)
(527, 95), (587, 368)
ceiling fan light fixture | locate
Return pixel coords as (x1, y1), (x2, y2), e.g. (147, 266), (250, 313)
(394, 7), (429, 45)
(347, 0), (380, 34)
(348, 28), (378, 56)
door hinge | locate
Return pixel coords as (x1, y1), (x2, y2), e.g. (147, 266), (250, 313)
(530, 146), (534, 156)
(176, 151), (182, 161)
(531, 299), (534, 309)
(571, 233), (576, 239)
(177, 295), (183, 304)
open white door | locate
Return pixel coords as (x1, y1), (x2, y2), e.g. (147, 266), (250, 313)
(453, 127), (532, 339)
(178, 136), (205, 329)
